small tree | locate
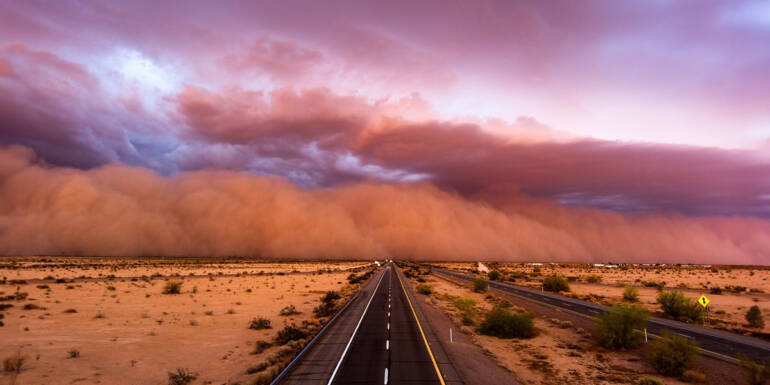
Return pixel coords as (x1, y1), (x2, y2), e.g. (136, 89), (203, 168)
(473, 278), (489, 292)
(746, 305), (765, 329)
(623, 286), (640, 302)
(649, 331), (699, 376)
(542, 276), (570, 292)
(738, 354), (770, 385)
(595, 304), (649, 349)
(488, 270), (502, 281)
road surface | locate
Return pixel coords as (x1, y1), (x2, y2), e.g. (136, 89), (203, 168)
(278, 264), (446, 385)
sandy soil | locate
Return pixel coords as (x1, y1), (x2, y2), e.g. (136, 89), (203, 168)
(0, 257), (369, 281)
(434, 262), (770, 335)
(410, 271), (693, 385)
(0, 260), (365, 385)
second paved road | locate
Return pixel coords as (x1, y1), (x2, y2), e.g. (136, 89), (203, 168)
(332, 264), (442, 385)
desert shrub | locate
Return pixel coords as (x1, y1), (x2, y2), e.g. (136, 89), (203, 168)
(746, 305), (765, 329)
(709, 287), (723, 295)
(63, 308), (77, 313)
(275, 324), (308, 345)
(585, 274), (602, 283)
(279, 305), (299, 316)
(3, 352), (25, 373)
(738, 355), (770, 385)
(488, 270), (502, 281)
(416, 284), (433, 295)
(251, 364), (282, 385)
(246, 362), (269, 374)
(623, 286), (640, 302)
(656, 291), (703, 323)
(252, 340), (273, 355)
(167, 367), (198, 385)
(249, 317), (272, 330)
(543, 276), (570, 292)
(595, 304), (649, 349)
(477, 306), (535, 338)
(162, 281), (183, 295)
(313, 301), (337, 317)
(643, 281), (666, 290)
(682, 369), (706, 383)
(68, 349), (80, 358)
(638, 378), (663, 385)
(472, 278), (489, 293)
(452, 297), (476, 325)
(22, 303), (41, 310)
(322, 291), (340, 303)
(649, 331), (699, 376)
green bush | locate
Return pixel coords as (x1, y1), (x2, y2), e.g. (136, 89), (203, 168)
(473, 278), (489, 293)
(477, 306), (535, 338)
(746, 305), (765, 329)
(162, 281), (183, 294)
(542, 276), (570, 292)
(623, 286), (640, 302)
(595, 304), (649, 349)
(649, 331), (699, 376)
(638, 378), (663, 385)
(656, 291), (703, 323)
(738, 355), (770, 385)
(416, 284), (433, 295)
(585, 274), (602, 283)
(488, 270), (502, 281)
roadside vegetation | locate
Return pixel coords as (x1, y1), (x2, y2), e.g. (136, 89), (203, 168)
(656, 291), (703, 323)
(477, 306), (535, 338)
(542, 275), (570, 292)
(595, 304), (649, 349)
(648, 330), (699, 377)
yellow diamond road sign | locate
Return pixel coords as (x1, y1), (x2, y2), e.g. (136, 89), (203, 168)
(698, 295), (710, 308)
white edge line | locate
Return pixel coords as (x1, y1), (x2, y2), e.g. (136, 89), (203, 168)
(327, 267), (387, 385)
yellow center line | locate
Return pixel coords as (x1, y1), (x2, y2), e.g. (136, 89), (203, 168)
(396, 268), (446, 385)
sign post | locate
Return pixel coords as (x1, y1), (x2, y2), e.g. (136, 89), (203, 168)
(698, 295), (710, 325)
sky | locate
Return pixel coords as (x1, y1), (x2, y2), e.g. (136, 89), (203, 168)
(1, 1), (770, 263)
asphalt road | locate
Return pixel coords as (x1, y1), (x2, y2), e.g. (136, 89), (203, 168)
(332, 265), (442, 385)
(433, 267), (770, 363)
(278, 264), (444, 385)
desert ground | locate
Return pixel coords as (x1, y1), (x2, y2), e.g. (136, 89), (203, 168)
(434, 262), (770, 337)
(0, 258), (373, 385)
(402, 267), (691, 385)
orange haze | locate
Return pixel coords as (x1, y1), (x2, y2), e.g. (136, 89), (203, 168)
(1, 145), (769, 264)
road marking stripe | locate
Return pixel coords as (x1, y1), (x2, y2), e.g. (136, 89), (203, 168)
(396, 268), (446, 385)
(327, 267), (387, 385)
(384, 368), (389, 384)
(386, 339), (390, 350)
